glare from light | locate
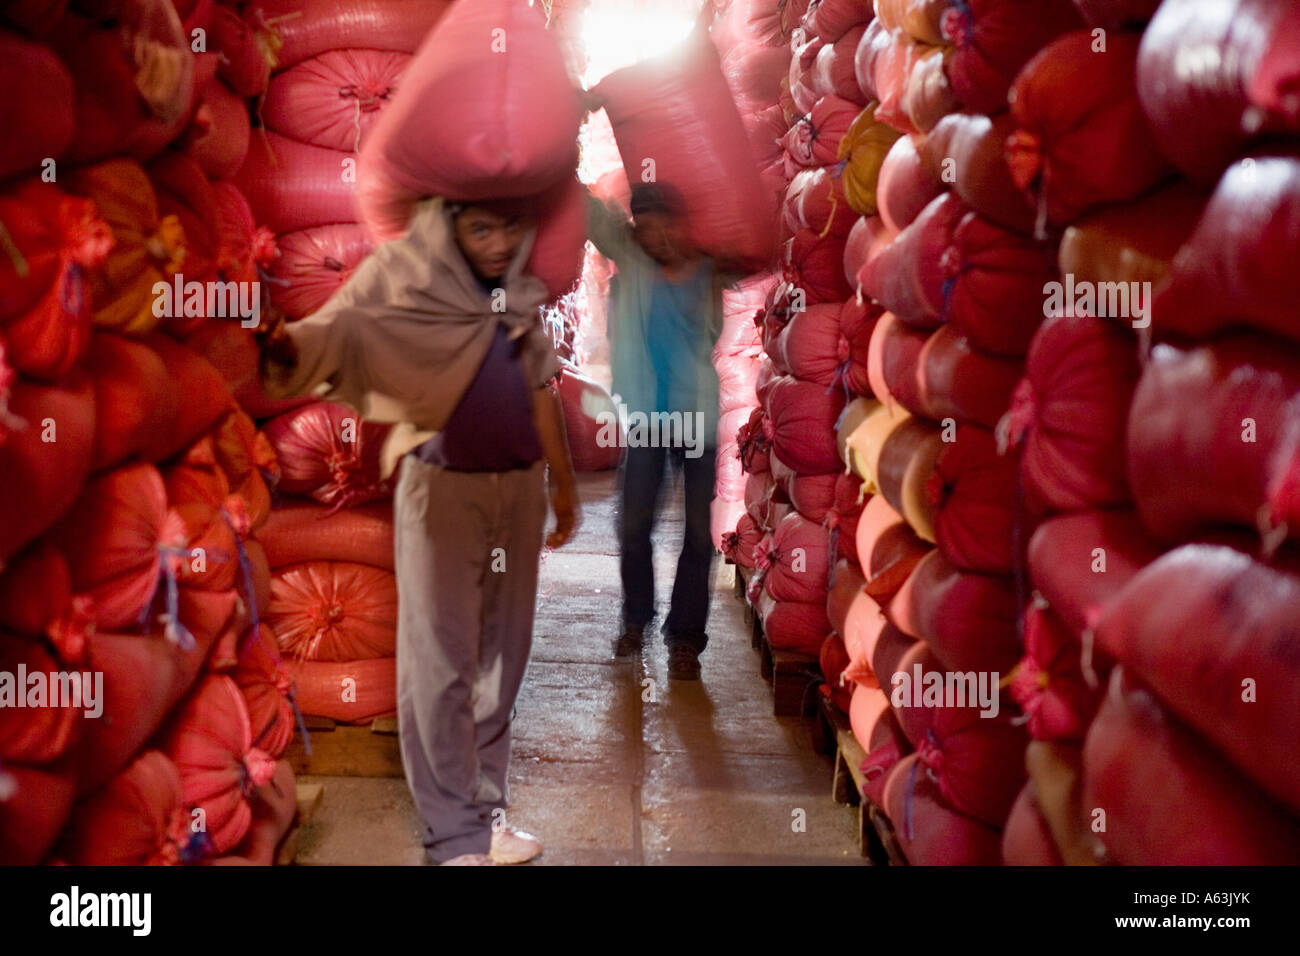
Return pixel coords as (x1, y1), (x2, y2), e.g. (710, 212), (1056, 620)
(579, 2), (701, 88)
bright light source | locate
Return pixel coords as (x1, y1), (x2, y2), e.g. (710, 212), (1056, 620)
(579, 0), (702, 88)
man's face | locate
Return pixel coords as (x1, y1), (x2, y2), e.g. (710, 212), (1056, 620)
(453, 206), (528, 280)
(633, 211), (690, 267)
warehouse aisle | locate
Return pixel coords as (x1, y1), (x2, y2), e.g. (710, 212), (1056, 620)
(296, 471), (863, 865)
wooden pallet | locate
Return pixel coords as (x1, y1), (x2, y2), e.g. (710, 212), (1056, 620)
(823, 697), (895, 864)
(282, 715), (404, 778)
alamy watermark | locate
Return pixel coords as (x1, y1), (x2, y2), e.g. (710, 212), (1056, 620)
(0, 666), (103, 718)
(1043, 273), (1152, 329)
(152, 274), (261, 328)
(890, 664), (1000, 718)
(596, 398), (706, 459)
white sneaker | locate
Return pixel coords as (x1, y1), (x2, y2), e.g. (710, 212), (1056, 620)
(489, 826), (543, 865)
(441, 853), (496, 866)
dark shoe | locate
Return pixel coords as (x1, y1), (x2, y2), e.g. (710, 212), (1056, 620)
(667, 643), (702, 681)
(612, 626), (644, 658)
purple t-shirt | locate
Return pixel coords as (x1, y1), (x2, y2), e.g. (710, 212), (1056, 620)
(414, 322), (544, 472)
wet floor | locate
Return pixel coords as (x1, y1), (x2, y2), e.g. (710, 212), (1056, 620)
(296, 470), (864, 865)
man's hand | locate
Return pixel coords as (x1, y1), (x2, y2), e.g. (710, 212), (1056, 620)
(546, 476), (579, 549)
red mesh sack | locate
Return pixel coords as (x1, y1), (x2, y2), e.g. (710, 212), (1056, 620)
(915, 325), (1023, 429)
(258, 501), (394, 571)
(149, 150), (220, 280)
(160, 674), (276, 854)
(0, 631), (83, 765)
(1127, 336), (1300, 544)
(233, 625), (297, 758)
(889, 549), (1019, 673)
(722, 41), (790, 113)
(921, 111), (1035, 235)
(212, 182), (274, 287)
(1071, 0), (1160, 29)
(939, 0), (1083, 115)
(1008, 600), (1099, 742)
(860, 190), (967, 329)
(596, 27), (774, 269)
(783, 228), (853, 305)
(209, 2), (268, 98)
(843, 213), (895, 295)
(855, 492), (931, 605)
(811, 23), (869, 104)
(50, 11), (196, 166)
(263, 401), (391, 510)
(184, 76), (252, 182)
(233, 132), (357, 236)
(929, 423), (1019, 575)
(759, 594), (832, 654)
(876, 133), (946, 234)
(890, 648), (1028, 827)
(290, 655), (395, 724)
(66, 159), (186, 335)
(1027, 508), (1161, 637)
(761, 512), (832, 604)
(78, 587), (239, 794)
(210, 409), (277, 532)
(58, 749), (199, 866)
(722, 511), (763, 569)
(1153, 154), (1300, 346)
(941, 210), (1055, 357)
(1001, 314), (1139, 516)
(882, 752), (1003, 864)
(0, 180), (111, 381)
(1082, 666), (1300, 864)
(0, 758), (78, 865)
(268, 225), (370, 321)
(1094, 546), (1300, 815)
(783, 94), (860, 171)
(0, 540), (90, 662)
(765, 374), (847, 474)
(782, 167), (857, 240)
(268, 561), (397, 662)
(820, 632), (854, 713)
(1001, 782), (1065, 865)
(1136, 0), (1300, 185)
(0, 29), (74, 181)
(265, 49), (410, 153)
(0, 373), (96, 566)
(244, 0), (452, 73)
(85, 333), (234, 472)
(1006, 30), (1174, 230)
(807, 0), (873, 42)
(356, 0), (580, 250)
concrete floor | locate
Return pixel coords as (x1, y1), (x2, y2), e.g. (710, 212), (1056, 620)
(296, 469), (864, 866)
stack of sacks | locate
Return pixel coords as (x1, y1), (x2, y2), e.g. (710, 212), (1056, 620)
(1002, 0), (1300, 866)
(1003, 0), (1300, 866)
(713, 273), (777, 550)
(837, 1), (1101, 865)
(0, 2), (301, 866)
(239, 0), (454, 318)
(256, 500), (398, 725)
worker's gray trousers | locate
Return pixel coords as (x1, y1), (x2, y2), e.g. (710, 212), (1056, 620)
(393, 455), (547, 863)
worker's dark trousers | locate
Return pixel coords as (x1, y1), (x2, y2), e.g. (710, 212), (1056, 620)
(619, 444), (717, 651)
(393, 455), (547, 864)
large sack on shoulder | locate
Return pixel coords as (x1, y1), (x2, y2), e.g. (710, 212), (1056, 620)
(357, 0), (578, 244)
